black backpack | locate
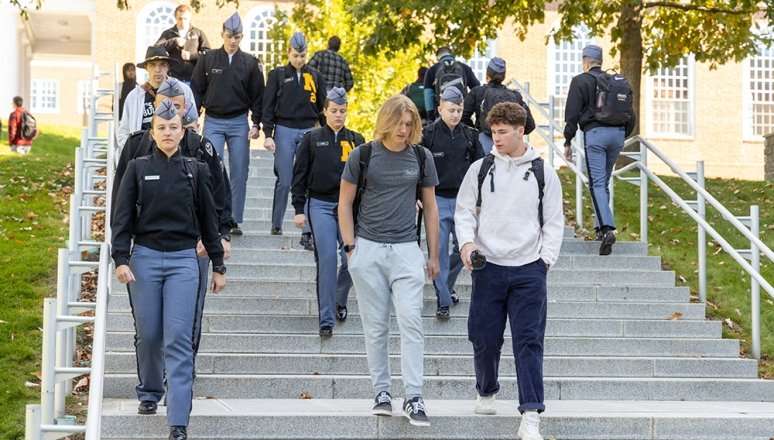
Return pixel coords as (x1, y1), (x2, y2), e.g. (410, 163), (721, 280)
(404, 82), (426, 113)
(476, 154), (546, 227)
(479, 86), (524, 134)
(434, 60), (467, 102)
(20, 111), (38, 140)
(353, 142), (426, 245)
(587, 70), (633, 126)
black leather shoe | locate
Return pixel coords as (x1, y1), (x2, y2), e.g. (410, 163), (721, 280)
(450, 290), (459, 305)
(137, 400), (157, 414)
(319, 326), (333, 337)
(230, 226), (243, 236)
(436, 306), (450, 320)
(169, 426), (187, 440)
(300, 232), (315, 251)
(270, 227), (283, 235)
(335, 304), (348, 322)
(599, 231), (616, 256)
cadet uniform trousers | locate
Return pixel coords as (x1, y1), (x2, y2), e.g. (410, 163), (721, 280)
(468, 259), (547, 414)
(584, 126), (625, 230)
(434, 195), (464, 308)
(203, 114), (249, 224)
(307, 197), (352, 327)
(348, 237), (426, 399)
(128, 245), (199, 427)
(272, 124), (313, 234)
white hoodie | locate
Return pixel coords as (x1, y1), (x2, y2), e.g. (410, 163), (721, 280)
(455, 143), (564, 267)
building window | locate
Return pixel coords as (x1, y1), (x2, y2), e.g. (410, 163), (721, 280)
(135, 1), (177, 70)
(30, 80), (59, 113)
(77, 81), (91, 115)
(548, 24), (595, 128)
(647, 56), (694, 137)
(464, 39), (497, 84)
(745, 37), (774, 138)
(243, 7), (283, 72)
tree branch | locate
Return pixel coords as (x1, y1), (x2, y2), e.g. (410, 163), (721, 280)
(643, 1), (754, 15)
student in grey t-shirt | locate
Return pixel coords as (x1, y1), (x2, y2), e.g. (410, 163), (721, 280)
(338, 95), (439, 427)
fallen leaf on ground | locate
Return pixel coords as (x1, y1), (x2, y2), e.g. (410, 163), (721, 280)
(669, 312), (683, 320)
(300, 391), (313, 399)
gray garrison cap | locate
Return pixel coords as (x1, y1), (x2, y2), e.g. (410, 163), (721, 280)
(157, 77), (184, 98)
(326, 87), (347, 105)
(290, 32), (307, 52)
(582, 44), (603, 61)
(182, 102), (199, 126)
(487, 57), (506, 74)
(154, 98), (179, 120)
(224, 12), (243, 35)
(440, 86), (464, 104)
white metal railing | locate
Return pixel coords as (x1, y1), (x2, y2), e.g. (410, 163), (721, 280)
(26, 64), (116, 440)
(513, 80), (773, 360)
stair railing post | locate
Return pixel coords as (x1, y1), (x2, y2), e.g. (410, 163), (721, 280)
(751, 205), (761, 360)
(548, 95), (555, 168)
(40, 299), (57, 426)
(697, 161), (706, 303)
(639, 139), (648, 243)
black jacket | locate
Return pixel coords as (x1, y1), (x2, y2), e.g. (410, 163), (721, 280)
(420, 119), (484, 198)
(563, 66), (637, 145)
(262, 64), (327, 138)
(190, 47), (265, 126)
(113, 129), (235, 235)
(291, 125), (365, 213)
(462, 83), (536, 136)
(155, 25), (210, 82)
(111, 148), (224, 268)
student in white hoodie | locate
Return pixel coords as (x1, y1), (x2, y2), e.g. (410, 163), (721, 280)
(454, 102), (563, 440)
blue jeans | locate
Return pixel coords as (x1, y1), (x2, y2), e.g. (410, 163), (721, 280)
(584, 126), (625, 230)
(128, 245), (199, 426)
(203, 114), (249, 224)
(468, 259), (547, 414)
(479, 132), (494, 155)
(272, 125), (313, 232)
(434, 195), (463, 307)
(307, 197), (353, 327)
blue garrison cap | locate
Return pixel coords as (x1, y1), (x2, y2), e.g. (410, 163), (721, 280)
(487, 57), (506, 74)
(582, 44), (603, 61)
(154, 98), (179, 120)
(290, 32), (307, 52)
(182, 101), (199, 126)
(223, 11), (243, 35)
(440, 86), (464, 104)
(157, 77), (184, 98)
(326, 87), (347, 105)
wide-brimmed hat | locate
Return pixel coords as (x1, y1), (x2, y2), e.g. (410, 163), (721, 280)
(137, 46), (177, 69)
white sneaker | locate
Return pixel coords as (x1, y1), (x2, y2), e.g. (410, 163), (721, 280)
(518, 410), (543, 440)
(474, 394), (497, 415)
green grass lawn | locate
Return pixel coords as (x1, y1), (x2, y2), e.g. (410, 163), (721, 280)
(0, 124), (80, 439)
(558, 168), (774, 376)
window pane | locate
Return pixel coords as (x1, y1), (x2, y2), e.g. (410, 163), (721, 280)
(649, 57), (693, 136)
(549, 24), (594, 128)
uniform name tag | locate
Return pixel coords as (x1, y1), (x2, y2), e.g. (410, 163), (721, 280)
(144, 175), (160, 181)
(211, 69), (222, 74)
(316, 141), (330, 147)
(283, 77), (294, 83)
(433, 152), (445, 157)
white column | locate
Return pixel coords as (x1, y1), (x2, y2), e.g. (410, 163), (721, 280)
(0, 8), (21, 112)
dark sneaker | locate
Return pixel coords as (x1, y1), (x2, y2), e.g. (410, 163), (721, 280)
(336, 304), (348, 322)
(300, 232), (315, 251)
(599, 231), (616, 256)
(229, 226), (243, 236)
(450, 290), (459, 305)
(270, 227), (283, 235)
(319, 325), (333, 337)
(138, 400), (157, 414)
(402, 396), (430, 426)
(169, 426), (187, 440)
(594, 228), (603, 241)
(435, 305), (450, 320)
(372, 391), (393, 416)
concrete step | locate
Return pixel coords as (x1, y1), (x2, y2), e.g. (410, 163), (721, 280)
(98, 398), (774, 439)
(225, 249), (661, 271)
(101, 374), (774, 401)
(104, 333), (740, 357)
(107, 294), (705, 320)
(106, 313), (722, 339)
(104, 352), (758, 378)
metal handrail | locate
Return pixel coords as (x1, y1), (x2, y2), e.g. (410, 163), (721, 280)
(84, 243), (110, 440)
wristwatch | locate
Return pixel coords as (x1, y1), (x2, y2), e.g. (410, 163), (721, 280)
(221, 233), (232, 242)
(212, 265), (227, 275)
(343, 244), (356, 253)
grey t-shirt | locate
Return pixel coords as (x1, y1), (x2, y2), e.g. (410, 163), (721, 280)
(342, 141), (439, 243)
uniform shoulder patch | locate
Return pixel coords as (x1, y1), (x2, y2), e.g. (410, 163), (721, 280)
(204, 141), (214, 157)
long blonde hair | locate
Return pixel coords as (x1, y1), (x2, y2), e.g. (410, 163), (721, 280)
(373, 95), (423, 144)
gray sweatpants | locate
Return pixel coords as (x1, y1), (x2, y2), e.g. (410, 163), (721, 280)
(348, 237), (426, 399)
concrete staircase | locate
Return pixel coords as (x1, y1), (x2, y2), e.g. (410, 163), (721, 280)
(100, 150), (774, 439)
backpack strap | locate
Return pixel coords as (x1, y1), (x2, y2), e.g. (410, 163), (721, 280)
(413, 144), (427, 246)
(274, 66), (286, 114)
(134, 156), (150, 221)
(352, 142), (373, 225)
(531, 157), (545, 227)
(476, 154), (495, 209)
(459, 125), (475, 163)
(182, 157), (200, 230)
